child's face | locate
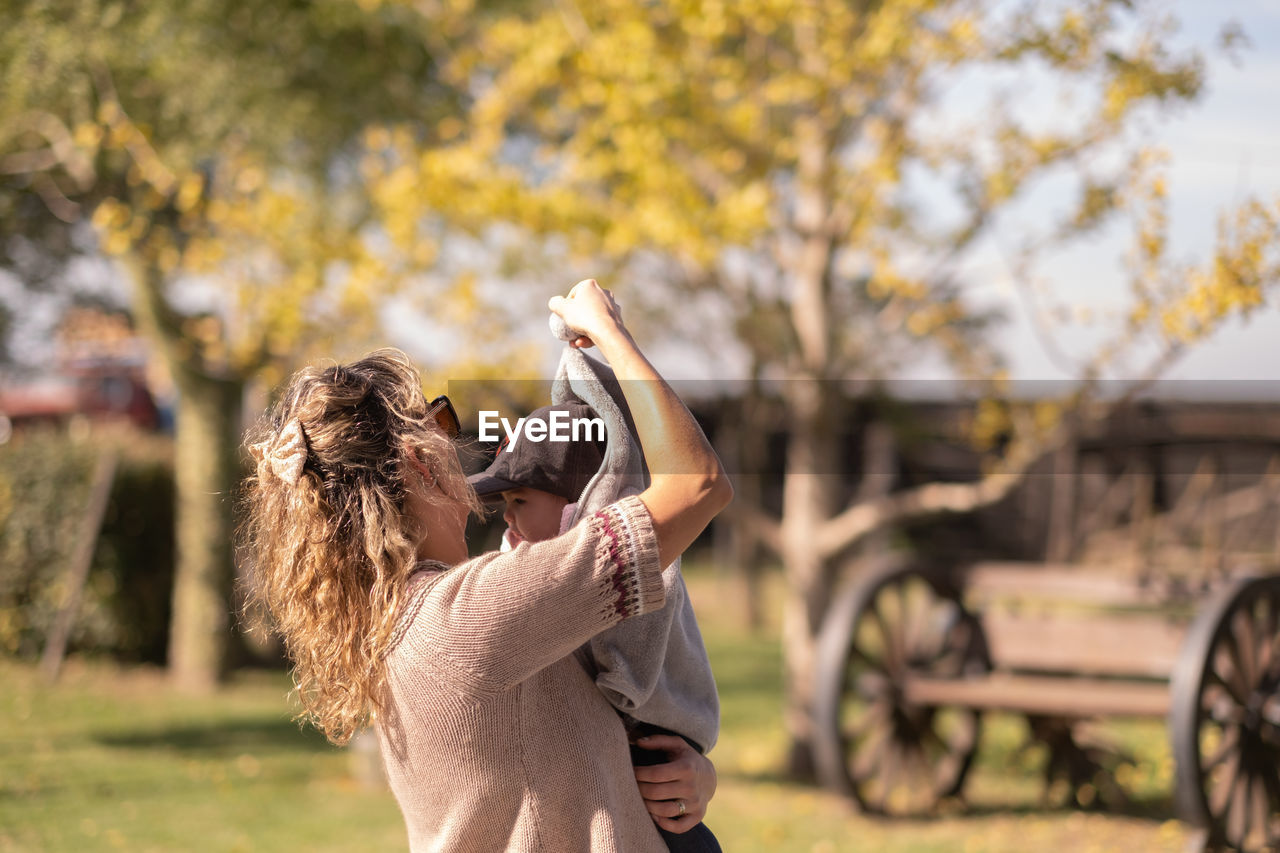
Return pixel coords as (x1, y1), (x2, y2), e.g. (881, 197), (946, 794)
(500, 487), (569, 545)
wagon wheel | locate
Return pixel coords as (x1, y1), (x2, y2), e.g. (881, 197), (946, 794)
(814, 557), (990, 816)
(1170, 574), (1280, 852)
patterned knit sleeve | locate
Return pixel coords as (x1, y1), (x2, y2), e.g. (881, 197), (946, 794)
(393, 494), (666, 698)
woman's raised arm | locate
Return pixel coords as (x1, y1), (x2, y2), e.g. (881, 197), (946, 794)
(548, 280), (733, 567)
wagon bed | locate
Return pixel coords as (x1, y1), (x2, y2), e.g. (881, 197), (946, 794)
(812, 557), (1280, 852)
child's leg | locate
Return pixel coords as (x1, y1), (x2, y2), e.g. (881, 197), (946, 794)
(629, 724), (723, 853)
(656, 821), (723, 853)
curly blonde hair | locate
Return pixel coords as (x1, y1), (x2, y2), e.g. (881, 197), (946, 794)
(240, 348), (481, 745)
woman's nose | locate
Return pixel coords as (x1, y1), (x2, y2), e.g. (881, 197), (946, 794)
(503, 505), (516, 527)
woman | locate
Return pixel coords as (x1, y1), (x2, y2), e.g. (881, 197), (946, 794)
(242, 280), (732, 852)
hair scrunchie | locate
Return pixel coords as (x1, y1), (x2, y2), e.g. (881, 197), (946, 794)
(250, 417), (309, 486)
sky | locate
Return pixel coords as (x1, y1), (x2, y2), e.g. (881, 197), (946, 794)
(970, 0), (1280, 384)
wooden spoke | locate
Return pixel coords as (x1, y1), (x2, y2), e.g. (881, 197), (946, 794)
(1221, 620), (1256, 700)
(1224, 761), (1249, 843)
(849, 714), (893, 783)
(1208, 749), (1242, 819)
(842, 696), (890, 744)
(1266, 628), (1280, 683)
(930, 744), (966, 798)
(1256, 591), (1278, 675)
(1200, 724), (1240, 774)
(870, 598), (902, 675)
(883, 734), (932, 815)
(1201, 672), (1247, 725)
(1260, 765), (1280, 846)
(1208, 651), (1251, 708)
(892, 737), (922, 805)
(1231, 608), (1260, 687)
(895, 580), (918, 660)
(1262, 595), (1280, 681)
(883, 588), (911, 674)
(876, 737), (902, 814)
(848, 633), (889, 675)
(1263, 695), (1280, 740)
(904, 738), (940, 811)
(1247, 771), (1270, 851)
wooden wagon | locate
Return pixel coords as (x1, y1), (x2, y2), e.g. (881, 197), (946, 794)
(812, 556), (1280, 851)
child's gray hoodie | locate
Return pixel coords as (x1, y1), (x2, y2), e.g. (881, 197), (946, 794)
(548, 315), (720, 752)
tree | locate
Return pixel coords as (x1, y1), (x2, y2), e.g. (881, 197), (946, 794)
(372, 0), (1280, 776)
(0, 0), (463, 688)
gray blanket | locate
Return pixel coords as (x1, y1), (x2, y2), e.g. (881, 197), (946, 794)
(549, 314), (720, 752)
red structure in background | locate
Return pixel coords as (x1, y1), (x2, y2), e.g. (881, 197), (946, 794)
(0, 308), (163, 436)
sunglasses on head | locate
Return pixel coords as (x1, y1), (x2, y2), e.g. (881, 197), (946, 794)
(427, 394), (460, 439)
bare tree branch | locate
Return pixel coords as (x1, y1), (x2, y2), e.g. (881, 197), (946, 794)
(0, 148), (61, 175)
(816, 432), (1057, 560)
(31, 172), (80, 223)
(740, 500), (783, 557)
(816, 343), (1186, 560)
(90, 63), (178, 196)
(0, 110), (97, 190)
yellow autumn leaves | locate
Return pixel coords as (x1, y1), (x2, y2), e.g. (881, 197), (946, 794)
(69, 0), (1280, 392)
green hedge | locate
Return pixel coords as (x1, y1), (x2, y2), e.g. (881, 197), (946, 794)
(0, 425), (174, 662)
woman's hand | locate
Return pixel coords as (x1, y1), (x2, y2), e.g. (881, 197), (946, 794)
(547, 279), (626, 351)
(632, 734), (718, 834)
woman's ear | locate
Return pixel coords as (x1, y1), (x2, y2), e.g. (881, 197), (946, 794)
(402, 446), (437, 491)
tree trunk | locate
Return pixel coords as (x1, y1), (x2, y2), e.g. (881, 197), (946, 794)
(779, 111), (838, 781)
(125, 258), (246, 690)
(778, 378), (838, 782)
(167, 368), (243, 690)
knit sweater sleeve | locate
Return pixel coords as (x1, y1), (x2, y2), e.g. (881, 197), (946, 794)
(393, 494), (665, 698)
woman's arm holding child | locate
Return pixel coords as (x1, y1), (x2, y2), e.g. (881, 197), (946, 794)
(632, 734), (718, 833)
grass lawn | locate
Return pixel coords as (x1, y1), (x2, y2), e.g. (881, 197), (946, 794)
(1, 567), (1189, 852)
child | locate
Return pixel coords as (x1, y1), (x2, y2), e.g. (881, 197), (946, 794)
(469, 397), (723, 852)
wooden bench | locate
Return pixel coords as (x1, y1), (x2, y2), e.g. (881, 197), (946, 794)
(812, 555), (1280, 852)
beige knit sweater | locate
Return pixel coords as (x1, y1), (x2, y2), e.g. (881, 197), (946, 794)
(375, 495), (670, 853)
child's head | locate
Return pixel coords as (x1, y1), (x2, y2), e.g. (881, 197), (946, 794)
(495, 486), (569, 544)
(468, 400), (606, 543)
